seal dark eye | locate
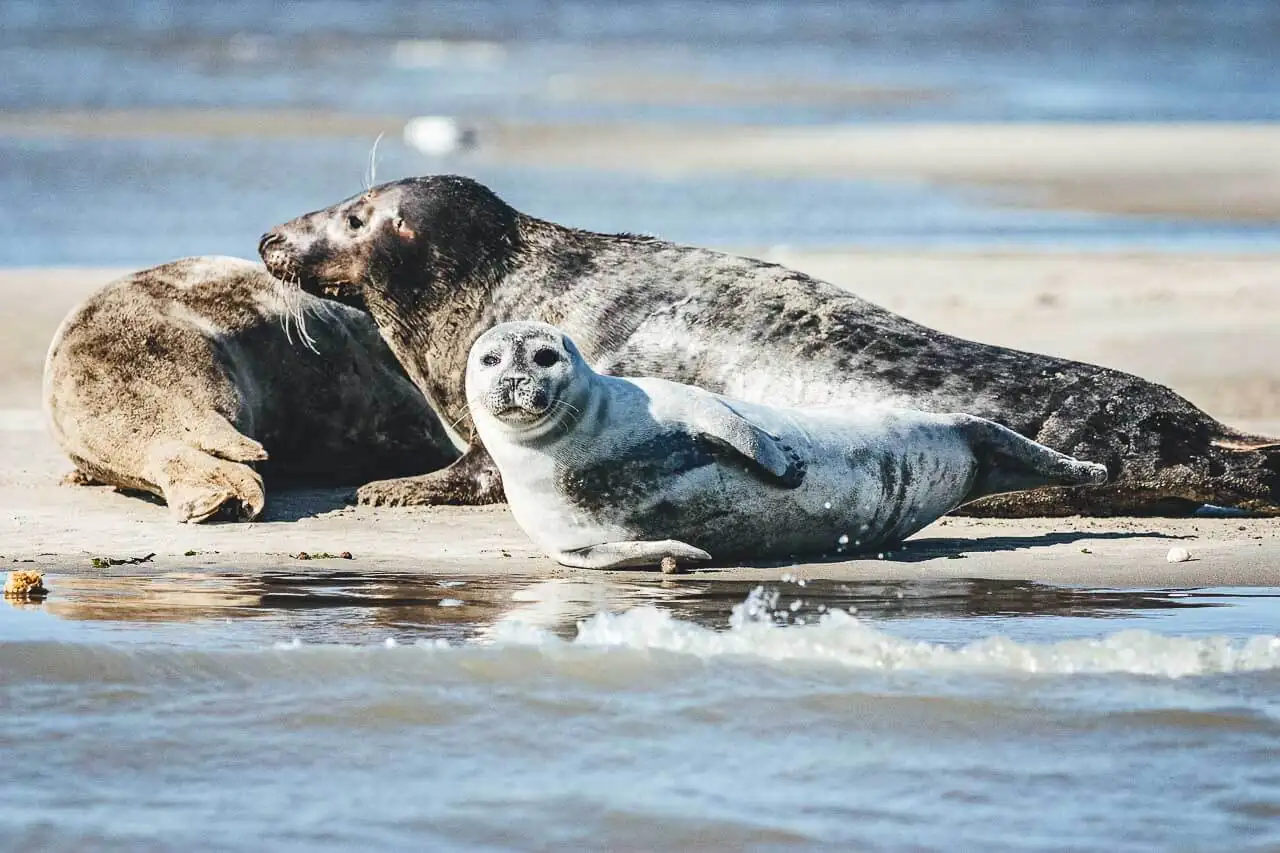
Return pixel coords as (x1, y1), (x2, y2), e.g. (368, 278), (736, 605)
(532, 348), (560, 368)
(346, 213), (365, 230)
(481, 351), (501, 367)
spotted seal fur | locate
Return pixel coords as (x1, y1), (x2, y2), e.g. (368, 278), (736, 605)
(259, 175), (1280, 516)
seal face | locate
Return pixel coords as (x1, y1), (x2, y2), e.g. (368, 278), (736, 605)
(467, 322), (1108, 569)
(263, 175), (1280, 517)
(44, 256), (457, 523)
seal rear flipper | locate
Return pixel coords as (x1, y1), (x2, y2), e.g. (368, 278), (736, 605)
(955, 415), (1108, 502)
(554, 540), (712, 570)
(147, 443), (266, 523)
(690, 400), (806, 488)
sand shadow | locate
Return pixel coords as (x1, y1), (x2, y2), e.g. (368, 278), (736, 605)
(885, 530), (1195, 563)
(698, 529), (1194, 571)
(260, 486), (356, 522)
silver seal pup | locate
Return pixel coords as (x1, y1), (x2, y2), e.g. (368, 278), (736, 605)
(44, 256), (456, 522)
(466, 322), (1108, 569)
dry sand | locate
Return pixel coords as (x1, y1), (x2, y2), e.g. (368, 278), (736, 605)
(3, 253), (1278, 586)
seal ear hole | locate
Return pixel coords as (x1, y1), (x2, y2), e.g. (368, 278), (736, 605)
(481, 351), (502, 367)
(532, 348), (560, 368)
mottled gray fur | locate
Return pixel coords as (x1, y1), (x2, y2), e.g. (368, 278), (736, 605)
(262, 176), (1280, 516)
(468, 322), (1108, 568)
(44, 256), (456, 522)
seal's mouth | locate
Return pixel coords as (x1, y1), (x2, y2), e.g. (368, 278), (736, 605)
(312, 280), (368, 312)
(490, 404), (549, 424)
(259, 235), (368, 312)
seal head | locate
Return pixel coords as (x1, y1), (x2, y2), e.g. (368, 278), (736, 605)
(465, 321), (589, 444)
(259, 176), (520, 317)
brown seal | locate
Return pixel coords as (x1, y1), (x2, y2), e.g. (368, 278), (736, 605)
(259, 176), (1280, 516)
(44, 256), (456, 522)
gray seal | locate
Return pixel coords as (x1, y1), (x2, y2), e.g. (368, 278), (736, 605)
(466, 322), (1107, 568)
(259, 175), (1280, 516)
(44, 256), (456, 522)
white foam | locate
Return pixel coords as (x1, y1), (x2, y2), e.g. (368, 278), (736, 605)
(492, 587), (1280, 679)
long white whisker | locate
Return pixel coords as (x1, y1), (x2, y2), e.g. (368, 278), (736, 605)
(365, 132), (385, 191)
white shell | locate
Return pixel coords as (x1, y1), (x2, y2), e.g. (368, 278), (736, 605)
(1166, 547), (1192, 563)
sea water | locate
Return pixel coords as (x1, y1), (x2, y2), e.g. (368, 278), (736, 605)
(1, 571), (1279, 850)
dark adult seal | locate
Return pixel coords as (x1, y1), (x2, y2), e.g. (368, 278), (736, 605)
(44, 256), (456, 522)
(259, 176), (1280, 516)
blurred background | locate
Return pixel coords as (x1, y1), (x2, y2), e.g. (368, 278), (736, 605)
(4, 0), (1280, 266)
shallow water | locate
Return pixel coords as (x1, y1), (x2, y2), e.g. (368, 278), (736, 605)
(5, 136), (1280, 269)
(3, 571), (1279, 851)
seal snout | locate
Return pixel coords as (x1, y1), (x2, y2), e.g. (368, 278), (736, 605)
(488, 375), (552, 423)
(258, 228), (297, 283)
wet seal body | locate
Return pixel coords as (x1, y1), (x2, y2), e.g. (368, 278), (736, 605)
(261, 175), (1280, 516)
(466, 322), (1108, 568)
(44, 256), (456, 522)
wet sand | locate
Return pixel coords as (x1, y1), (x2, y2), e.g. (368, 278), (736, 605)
(479, 122), (1280, 221)
(4, 255), (1279, 586)
(3, 113), (1280, 221)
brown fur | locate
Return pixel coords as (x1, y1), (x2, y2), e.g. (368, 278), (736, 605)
(43, 257), (457, 522)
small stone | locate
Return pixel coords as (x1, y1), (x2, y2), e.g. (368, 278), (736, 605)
(295, 552), (310, 560)
(1166, 547), (1192, 563)
(339, 551), (353, 560)
(660, 556), (680, 574)
(4, 570), (47, 600)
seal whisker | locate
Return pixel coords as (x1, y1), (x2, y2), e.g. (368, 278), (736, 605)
(447, 400), (479, 433)
(364, 132), (385, 192)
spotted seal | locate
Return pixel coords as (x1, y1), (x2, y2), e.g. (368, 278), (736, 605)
(259, 175), (1280, 516)
(465, 322), (1107, 567)
(43, 256), (456, 522)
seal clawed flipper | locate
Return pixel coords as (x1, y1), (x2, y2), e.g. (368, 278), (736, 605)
(555, 540), (712, 570)
(957, 415), (1108, 503)
(692, 400), (806, 487)
(191, 412), (269, 463)
(357, 441), (503, 506)
(148, 443), (266, 523)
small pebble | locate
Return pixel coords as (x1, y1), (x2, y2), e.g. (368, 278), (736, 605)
(1167, 547), (1192, 563)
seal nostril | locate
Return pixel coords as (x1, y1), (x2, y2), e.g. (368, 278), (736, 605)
(257, 232), (281, 256)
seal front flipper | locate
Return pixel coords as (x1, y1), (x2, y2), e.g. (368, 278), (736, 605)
(954, 414), (1109, 502)
(689, 400), (806, 488)
(554, 540), (713, 570)
(147, 442), (266, 523)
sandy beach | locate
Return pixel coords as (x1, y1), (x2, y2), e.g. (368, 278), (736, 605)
(6, 251), (1279, 586)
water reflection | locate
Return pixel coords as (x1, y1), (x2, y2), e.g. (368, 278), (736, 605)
(7, 570), (1237, 646)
